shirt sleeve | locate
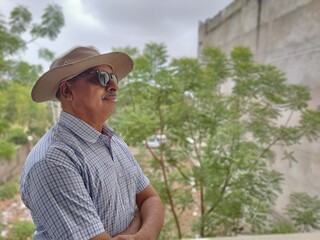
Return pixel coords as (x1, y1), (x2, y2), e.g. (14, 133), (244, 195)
(24, 148), (105, 240)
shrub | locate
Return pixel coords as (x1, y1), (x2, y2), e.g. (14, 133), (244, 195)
(0, 181), (19, 200)
(9, 221), (35, 240)
(285, 192), (320, 232)
(7, 128), (29, 145)
(0, 139), (16, 161)
(268, 220), (298, 234)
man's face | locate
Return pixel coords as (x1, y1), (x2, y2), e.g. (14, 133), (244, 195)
(66, 64), (118, 130)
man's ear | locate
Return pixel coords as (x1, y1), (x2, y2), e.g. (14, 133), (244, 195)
(59, 81), (73, 101)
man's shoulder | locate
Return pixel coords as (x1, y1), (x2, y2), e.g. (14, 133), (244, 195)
(30, 123), (76, 153)
(23, 124), (81, 174)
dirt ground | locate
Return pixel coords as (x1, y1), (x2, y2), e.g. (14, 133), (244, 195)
(0, 193), (32, 225)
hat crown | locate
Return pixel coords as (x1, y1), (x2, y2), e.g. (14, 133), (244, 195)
(50, 46), (100, 69)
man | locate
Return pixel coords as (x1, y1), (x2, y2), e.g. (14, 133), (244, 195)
(20, 46), (164, 239)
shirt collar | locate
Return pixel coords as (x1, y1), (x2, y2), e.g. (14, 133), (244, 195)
(58, 111), (112, 143)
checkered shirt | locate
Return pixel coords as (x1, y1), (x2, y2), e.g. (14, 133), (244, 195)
(20, 111), (149, 239)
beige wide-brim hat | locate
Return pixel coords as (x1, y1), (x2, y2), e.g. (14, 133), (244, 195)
(31, 46), (133, 102)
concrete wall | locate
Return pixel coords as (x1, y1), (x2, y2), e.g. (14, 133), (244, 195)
(198, 0), (320, 215)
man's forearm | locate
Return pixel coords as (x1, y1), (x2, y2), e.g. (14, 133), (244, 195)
(116, 184), (164, 239)
(91, 213), (141, 240)
(137, 195), (164, 239)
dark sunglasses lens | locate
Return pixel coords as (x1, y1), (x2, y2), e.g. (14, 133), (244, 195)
(111, 74), (118, 83)
(98, 71), (109, 86)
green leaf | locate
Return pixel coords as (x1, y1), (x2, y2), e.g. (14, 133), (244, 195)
(9, 5), (32, 34)
(38, 47), (55, 61)
(31, 4), (64, 40)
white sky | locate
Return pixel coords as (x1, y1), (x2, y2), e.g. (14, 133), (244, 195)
(0, 0), (233, 70)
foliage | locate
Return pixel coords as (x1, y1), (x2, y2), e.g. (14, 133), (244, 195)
(7, 128), (28, 145)
(0, 81), (52, 163)
(1, 3), (63, 82)
(0, 4), (64, 159)
(7, 4), (63, 55)
(157, 216), (180, 240)
(0, 139), (16, 161)
(112, 46), (140, 59)
(110, 44), (320, 238)
(0, 181), (19, 200)
(8, 220), (35, 240)
(0, 82), (52, 138)
(267, 220), (298, 234)
(30, 4), (64, 40)
(8, 61), (42, 86)
(285, 192), (320, 232)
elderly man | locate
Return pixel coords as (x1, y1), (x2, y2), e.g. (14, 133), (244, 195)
(20, 46), (164, 239)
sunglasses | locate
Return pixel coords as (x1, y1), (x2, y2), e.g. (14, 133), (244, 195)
(78, 70), (118, 86)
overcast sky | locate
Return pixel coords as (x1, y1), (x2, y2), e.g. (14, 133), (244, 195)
(1, 0), (233, 69)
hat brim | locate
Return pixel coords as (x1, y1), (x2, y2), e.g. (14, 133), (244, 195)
(31, 52), (133, 102)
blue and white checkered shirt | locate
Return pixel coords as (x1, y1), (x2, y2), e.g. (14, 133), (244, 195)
(20, 111), (149, 239)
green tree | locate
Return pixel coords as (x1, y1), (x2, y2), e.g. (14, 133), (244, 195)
(1, 4), (64, 83)
(111, 43), (187, 238)
(285, 192), (320, 232)
(0, 4), (64, 160)
(111, 44), (320, 238)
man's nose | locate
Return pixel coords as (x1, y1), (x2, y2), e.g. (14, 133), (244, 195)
(106, 79), (118, 92)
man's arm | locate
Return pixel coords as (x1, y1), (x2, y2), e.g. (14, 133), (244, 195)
(90, 232), (112, 240)
(90, 213), (141, 240)
(91, 184), (163, 240)
(134, 184), (164, 239)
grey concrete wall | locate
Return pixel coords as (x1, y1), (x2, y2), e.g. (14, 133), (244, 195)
(198, 0), (320, 215)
